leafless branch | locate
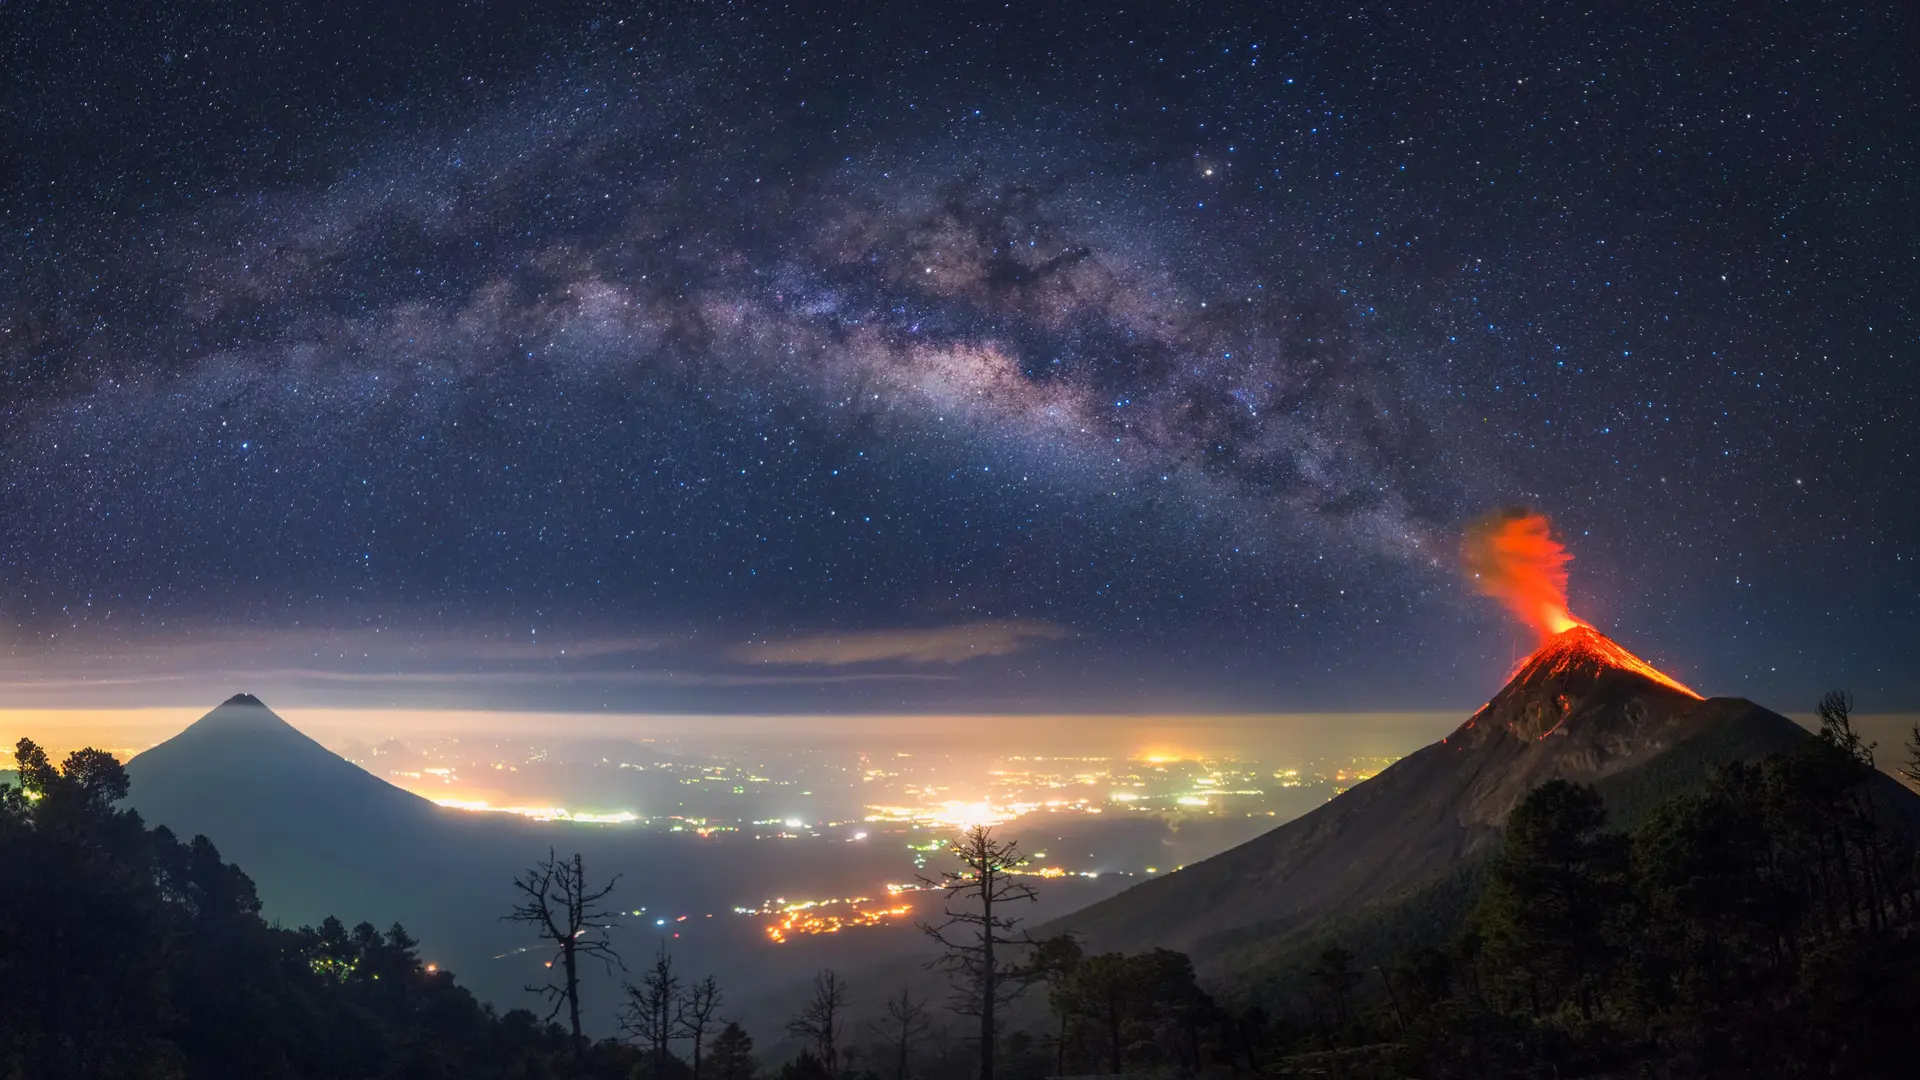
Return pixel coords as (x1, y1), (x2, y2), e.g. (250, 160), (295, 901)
(503, 848), (624, 1040)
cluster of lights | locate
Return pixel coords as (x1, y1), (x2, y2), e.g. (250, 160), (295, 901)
(396, 746), (1394, 844)
(431, 797), (639, 824)
(859, 755), (1303, 833)
(735, 895), (915, 943)
(864, 796), (1113, 830)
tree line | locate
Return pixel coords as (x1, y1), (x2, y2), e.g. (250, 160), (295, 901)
(0, 737), (653, 1078)
(745, 691), (1920, 1079)
(494, 820), (1238, 1080)
(1281, 691), (1920, 1078)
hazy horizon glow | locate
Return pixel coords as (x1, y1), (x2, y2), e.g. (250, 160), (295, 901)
(8, 705), (1918, 785)
(1, 705), (1475, 766)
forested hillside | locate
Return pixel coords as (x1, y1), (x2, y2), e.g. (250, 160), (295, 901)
(0, 738), (647, 1079)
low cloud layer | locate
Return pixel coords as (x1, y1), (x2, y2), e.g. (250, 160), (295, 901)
(733, 620), (1070, 666)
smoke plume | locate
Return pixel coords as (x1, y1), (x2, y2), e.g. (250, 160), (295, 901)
(1461, 509), (1585, 641)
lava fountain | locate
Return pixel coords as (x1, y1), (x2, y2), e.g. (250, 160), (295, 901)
(1462, 508), (1700, 699)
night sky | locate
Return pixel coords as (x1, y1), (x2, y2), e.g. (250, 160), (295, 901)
(2, 1), (1915, 714)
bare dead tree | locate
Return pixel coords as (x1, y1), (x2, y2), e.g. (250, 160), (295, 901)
(503, 848), (623, 1043)
(679, 975), (725, 1080)
(623, 944), (683, 1075)
(918, 825), (1039, 1080)
(867, 989), (932, 1080)
(786, 968), (851, 1077)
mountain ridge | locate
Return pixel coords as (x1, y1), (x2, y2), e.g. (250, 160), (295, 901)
(123, 693), (451, 939)
(1048, 626), (1808, 959)
(127, 692), (437, 825)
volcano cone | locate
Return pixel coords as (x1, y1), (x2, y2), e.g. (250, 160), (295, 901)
(1047, 626), (1806, 981)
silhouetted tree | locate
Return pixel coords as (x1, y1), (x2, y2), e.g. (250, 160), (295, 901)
(925, 1023), (962, 1080)
(1025, 934), (1082, 1077)
(1227, 1004), (1270, 1073)
(504, 848), (623, 1042)
(868, 989), (932, 1080)
(1806, 694), (1904, 925)
(1063, 952), (1133, 1074)
(1130, 947), (1215, 1070)
(1817, 690), (1872, 769)
(680, 974), (725, 1080)
(1471, 779), (1626, 1019)
(787, 969), (850, 1077)
(777, 1048), (834, 1080)
(918, 826), (1038, 1080)
(50, 746), (130, 809)
(1630, 761), (1788, 1011)
(708, 1021), (759, 1080)
(625, 944), (684, 1075)
(1043, 946), (1215, 1074)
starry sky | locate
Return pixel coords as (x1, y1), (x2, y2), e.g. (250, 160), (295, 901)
(2, 0), (1915, 716)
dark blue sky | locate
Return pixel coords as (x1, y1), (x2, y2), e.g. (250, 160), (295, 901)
(2, 1), (1914, 714)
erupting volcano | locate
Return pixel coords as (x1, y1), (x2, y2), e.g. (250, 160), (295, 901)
(1463, 508), (1697, 701)
(1054, 510), (1806, 978)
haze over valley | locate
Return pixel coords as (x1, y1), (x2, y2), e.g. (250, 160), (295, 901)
(8, 700), (1451, 1030)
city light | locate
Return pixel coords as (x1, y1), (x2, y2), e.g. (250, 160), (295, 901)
(431, 798), (639, 824)
(735, 895), (917, 943)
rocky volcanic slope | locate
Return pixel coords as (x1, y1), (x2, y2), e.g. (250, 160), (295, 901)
(1049, 626), (1809, 963)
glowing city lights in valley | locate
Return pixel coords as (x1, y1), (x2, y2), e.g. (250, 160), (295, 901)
(431, 797), (639, 824)
(735, 895), (916, 943)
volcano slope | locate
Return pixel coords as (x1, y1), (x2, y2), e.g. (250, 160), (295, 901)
(124, 694), (453, 926)
(1047, 626), (1818, 987)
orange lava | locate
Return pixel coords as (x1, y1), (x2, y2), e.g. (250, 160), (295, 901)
(1517, 625), (1702, 700)
(1462, 510), (1586, 641)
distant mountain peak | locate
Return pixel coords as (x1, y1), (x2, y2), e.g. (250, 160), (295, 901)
(124, 694), (442, 935)
(183, 693), (301, 736)
(129, 694), (435, 837)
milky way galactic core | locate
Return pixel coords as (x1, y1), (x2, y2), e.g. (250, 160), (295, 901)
(2, 2), (1914, 710)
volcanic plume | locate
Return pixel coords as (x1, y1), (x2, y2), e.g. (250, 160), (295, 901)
(1461, 508), (1587, 641)
(1460, 508), (1698, 698)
